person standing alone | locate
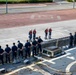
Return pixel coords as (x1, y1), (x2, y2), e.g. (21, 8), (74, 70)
(69, 33), (74, 48)
(45, 28), (48, 39)
(29, 30), (32, 41)
(33, 29), (36, 41)
(49, 28), (52, 39)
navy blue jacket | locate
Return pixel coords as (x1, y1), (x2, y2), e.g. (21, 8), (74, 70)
(18, 43), (23, 49)
(32, 40), (37, 46)
(25, 42), (31, 50)
(5, 47), (11, 53)
(12, 45), (17, 52)
(0, 48), (4, 55)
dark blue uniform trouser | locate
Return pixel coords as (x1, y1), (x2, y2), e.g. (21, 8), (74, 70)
(32, 46), (37, 57)
(74, 40), (76, 46)
(0, 55), (4, 64)
(45, 33), (48, 39)
(19, 50), (23, 58)
(38, 44), (42, 54)
(33, 34), (36, 40)
(12, 52), (17, 60)
(6, 54), (10, 63)
(25, 49), (30, 58)
(69, 40), (73, 48)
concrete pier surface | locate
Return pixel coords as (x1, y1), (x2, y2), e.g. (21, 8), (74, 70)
(0, 19), (75, 75)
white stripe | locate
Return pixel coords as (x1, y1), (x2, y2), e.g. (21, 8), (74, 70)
(66, 61), (76, 72)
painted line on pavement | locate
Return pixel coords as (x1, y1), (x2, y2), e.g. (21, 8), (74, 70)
(66, 61), (76, 73)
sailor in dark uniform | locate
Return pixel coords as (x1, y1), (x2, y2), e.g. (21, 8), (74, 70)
(32, 39), (37, 57)
(17, 41), (23, 58)
(69, 33), (74, 48)
(37, 36), (43, 54)
(5, 44), (11, 63)
(12, 43), (17, 61)
(25, 40), (31, 58)
(0, 46), (4, 65)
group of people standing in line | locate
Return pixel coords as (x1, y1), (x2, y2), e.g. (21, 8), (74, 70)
(0, 36), (43, 65)
(69, 32), (76, 48)
(0, 28), (76, 65)
(0, 28), (52, 65)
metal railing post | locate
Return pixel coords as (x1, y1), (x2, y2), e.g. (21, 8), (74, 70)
(6, 0), (8, 14)
(73, 0), (75, 9)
